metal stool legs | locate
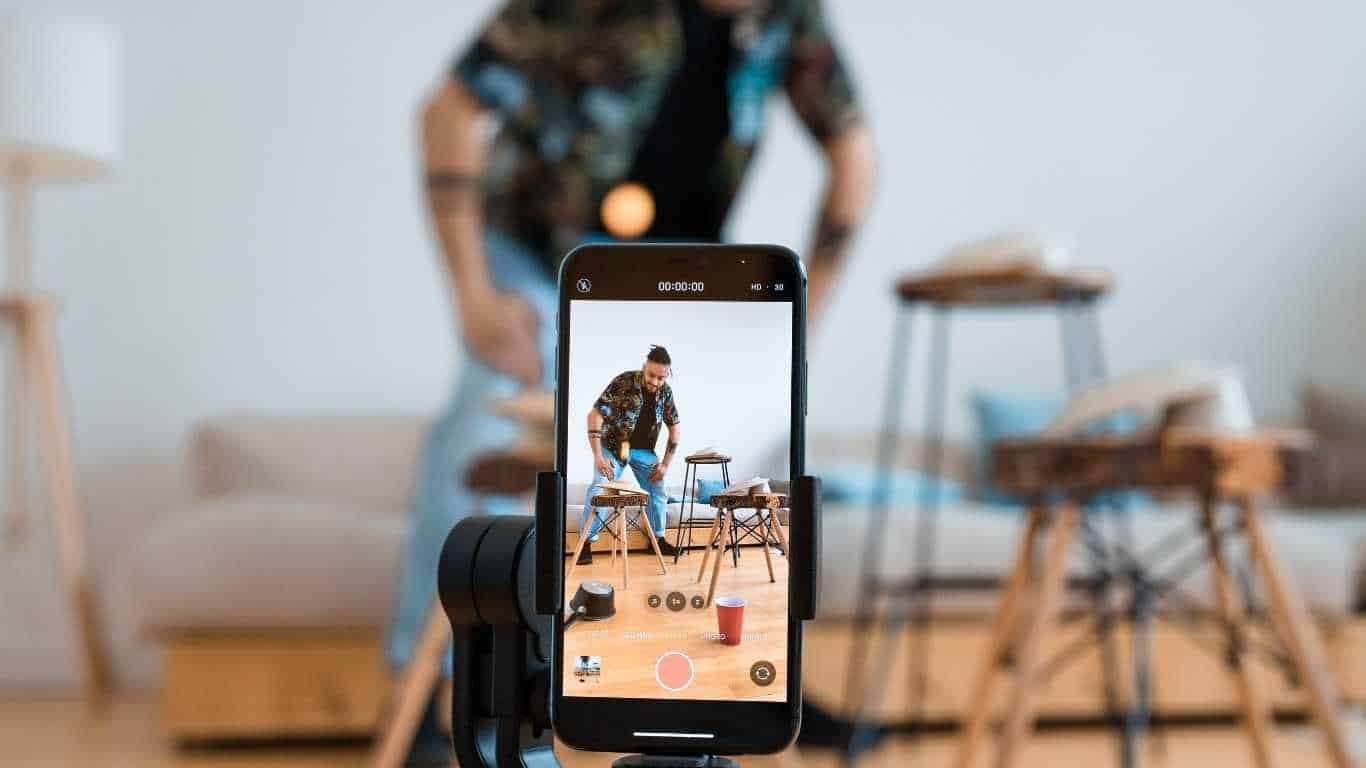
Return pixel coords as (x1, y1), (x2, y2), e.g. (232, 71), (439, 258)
(844, 295), (1113, 766)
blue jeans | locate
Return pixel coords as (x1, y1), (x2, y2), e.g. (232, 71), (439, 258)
(386, 231), (557, 671)
(581, 448), (669, 540)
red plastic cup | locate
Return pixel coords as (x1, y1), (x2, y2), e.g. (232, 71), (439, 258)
(715, 596), (746, 646)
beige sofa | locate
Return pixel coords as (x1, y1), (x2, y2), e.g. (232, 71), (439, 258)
(128, 414), (1366, 742)
(130, 415), (424, 741)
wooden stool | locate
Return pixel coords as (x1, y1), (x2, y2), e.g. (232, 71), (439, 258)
(568, 493), (667, 589)
(675, 454), (732, 562)
(697, 492), (789, 607)
(954, 429), (1355, 768)
(845, 266), (1116, 755)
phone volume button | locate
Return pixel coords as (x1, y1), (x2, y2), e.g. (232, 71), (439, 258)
(803, 360), (808, 415)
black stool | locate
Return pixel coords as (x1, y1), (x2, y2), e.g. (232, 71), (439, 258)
(674, 454), (731, 563)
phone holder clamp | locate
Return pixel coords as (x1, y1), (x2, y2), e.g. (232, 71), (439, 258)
(438, 513), (557, 768)
(438, 471), (820, 768)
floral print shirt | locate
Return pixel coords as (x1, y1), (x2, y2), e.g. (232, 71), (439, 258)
(594, 370), (681, 456)
(454, 0), (862, 268)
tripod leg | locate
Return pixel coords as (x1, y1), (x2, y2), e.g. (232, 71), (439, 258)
(20, 302), (112, 703)
(369, 602), (450, 768)
(1200, 494), (1276, 768)
(954, 504), (1046, 768)
(995, 503), (1080, 768)
(1240, 496), (1354, 768)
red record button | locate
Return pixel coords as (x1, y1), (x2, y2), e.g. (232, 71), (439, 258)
(655, 651), (694, 692)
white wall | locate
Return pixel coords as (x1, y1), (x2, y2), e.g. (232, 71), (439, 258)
(1, 0), (1364, 687)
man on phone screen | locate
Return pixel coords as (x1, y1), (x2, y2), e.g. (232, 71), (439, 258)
(580, 346), (682, 566)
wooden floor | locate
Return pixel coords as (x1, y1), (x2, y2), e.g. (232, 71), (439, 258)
(3, 693), (1358, 767)
(564, 542), (789, 701)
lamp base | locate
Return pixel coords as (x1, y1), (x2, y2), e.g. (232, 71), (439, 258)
(1, 290), (111, 703)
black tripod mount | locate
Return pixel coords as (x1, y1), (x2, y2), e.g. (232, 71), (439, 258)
(439, 472), (821, 768)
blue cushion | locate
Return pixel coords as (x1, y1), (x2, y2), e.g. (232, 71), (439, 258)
(813, 461), (962, 506)
(970, 391), (1151, 509)
(695, 478), (727, 504)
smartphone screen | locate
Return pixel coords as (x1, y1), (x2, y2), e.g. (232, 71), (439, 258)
(554, 244), (803, 751)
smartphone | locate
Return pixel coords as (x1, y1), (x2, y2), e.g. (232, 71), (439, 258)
(552, 243), (806, 755)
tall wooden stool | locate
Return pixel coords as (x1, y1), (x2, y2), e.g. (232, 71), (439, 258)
(675, 453), (732, 562)
(568, 493), (667, 589)
(955, 429), (1356, 768)
(845, 266), (1116, 758)
(697, 492), (789, 607)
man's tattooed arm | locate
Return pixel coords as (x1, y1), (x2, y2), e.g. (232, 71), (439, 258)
(809, 213), (854, 269)
(426, 171), (480, 214)
(662, 424), (682, 467)
(806, 126), (876, 320)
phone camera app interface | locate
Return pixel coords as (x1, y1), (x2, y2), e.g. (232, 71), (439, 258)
(564, 296), (792, 703)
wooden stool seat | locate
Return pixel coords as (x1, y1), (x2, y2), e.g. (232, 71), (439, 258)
(567, 493), (668, 589)
(954, 430), (1355, 768)
(461, 445), (552, 495)
(896, 266), (1112, 306)
(685, 455), (733, 465)
(697, 493), (789, 607)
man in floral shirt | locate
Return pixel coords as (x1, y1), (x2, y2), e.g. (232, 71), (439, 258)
(393, 1), (874, 762)
(580, 345), (682, 565)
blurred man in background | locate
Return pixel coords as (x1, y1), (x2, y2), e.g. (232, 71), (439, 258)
(392, 1), (875, 762)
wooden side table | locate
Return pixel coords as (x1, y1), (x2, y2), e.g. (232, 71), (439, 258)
(567, 493), (667, 589)
(696, 492), (789, 607)
(954, 430), (1355, 768)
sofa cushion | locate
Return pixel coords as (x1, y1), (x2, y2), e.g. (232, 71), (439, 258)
(969, 391), (1148, 508)
(813, 461), (963, 506)
(1304, 382), (1366, 438)
(1283, 435), (1366, 508)
(190, 414), (426, 510)
(1276, 511), (1366, 612)
(130, 495), (406, 631)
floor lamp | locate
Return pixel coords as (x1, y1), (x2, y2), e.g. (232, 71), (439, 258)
(1, 17), (119, 702)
